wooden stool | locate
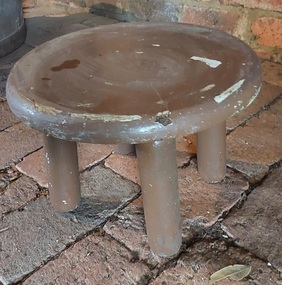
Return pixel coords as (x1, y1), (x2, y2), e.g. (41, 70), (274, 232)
(6, 22), (261, 257)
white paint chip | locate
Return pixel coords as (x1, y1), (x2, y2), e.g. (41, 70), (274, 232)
(70, 112), (142, 122)
(152, 44), (160, 47)
(246, 85), (261, 107)
(200, 84), (216, 92)
(214, 79), (245, 103)
(105, 82), (114, 86)
(190, 56), (222, 68)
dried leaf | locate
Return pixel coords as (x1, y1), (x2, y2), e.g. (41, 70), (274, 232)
(209, 264), (252, 284)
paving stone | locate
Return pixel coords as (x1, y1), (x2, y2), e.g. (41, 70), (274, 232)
(104, 162), (248, 266)
(0, 123), (42, 170)
(105, 197), (165, 268)
(81, 14), (120, 26)
(151, 240), (281, 285)
(262, 61), (282, 87)
(22, 232), (151, 285)
(178, 165), (248, 238)
(227, 97), (282, 181)
(0, 68), (10, 83)
(0, 165), (139, 284)
(16, 143), (113, 187)
(105, 153), (139, 184)
(222, 166), (282, 272)
(25, 21), (89, 46)
(0, 44), (32, 71)
(90, 2), (141, 22)
(0, 81), (6, 102)
(0, 102), (20, 131)
(105, 137), (194, 185)
(0, 175), (39, 216)
(25, 13), (120, 47)
(227, 82), (281, 130)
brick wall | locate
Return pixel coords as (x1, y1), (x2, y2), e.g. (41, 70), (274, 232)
(22, 0), (282, 63)
(22, 0), (88, 17)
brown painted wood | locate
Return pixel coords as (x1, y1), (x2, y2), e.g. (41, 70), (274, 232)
(7, 22), (261, 144)
(6, 22), (262, 256)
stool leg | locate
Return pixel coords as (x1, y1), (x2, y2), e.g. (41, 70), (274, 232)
(114, 144), (135, 155)
(196, 121), (226, 183)
(136, 138), (181, 257)
(43, 135), (81, 212)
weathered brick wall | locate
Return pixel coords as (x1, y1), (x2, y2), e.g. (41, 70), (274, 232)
(22, 0), (88, 17)
(22, 0), (282, 62)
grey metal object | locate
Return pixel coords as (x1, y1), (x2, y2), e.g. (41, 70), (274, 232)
(0, 0), (26, 57)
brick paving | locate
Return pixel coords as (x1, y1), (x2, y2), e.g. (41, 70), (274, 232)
(0, 13), (281, 285)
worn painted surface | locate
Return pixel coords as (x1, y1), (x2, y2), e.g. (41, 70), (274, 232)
(190, 56), (222, 68)
(6, 22), (261, 143)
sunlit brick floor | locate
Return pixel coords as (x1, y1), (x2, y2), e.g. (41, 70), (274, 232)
(0, 13), (281, 285)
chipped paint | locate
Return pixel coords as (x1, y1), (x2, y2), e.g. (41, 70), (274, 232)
(105, 82), (114, 86)
(69, 112), (142, 122)
(214, 79), (245, 103)
(190, 56), (222, 68)
(246, 85), (261, 107)
(136, 51), (144, 54)
(155, 110), (172, 126)
(34, 103), (141, 122)
(200, 84), (216, 92)
(156, 110), (171, 117)
(76, 103), (93, 107)
(34, 103), (63, 115)
(45, 152), (50, 164)
(152, 44), (160, 47)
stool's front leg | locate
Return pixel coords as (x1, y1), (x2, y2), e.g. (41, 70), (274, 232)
(196, 121), (226, 183)
(136, 138), (181, 257)
(43, 135), (81, 212)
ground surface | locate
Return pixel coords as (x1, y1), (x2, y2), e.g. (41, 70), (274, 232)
(0, 13), (281, 285)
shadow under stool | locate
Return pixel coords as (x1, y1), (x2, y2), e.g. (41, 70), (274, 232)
(6, 22), (262, 257)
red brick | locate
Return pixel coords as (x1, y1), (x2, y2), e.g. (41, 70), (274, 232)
(104, 137), (195, 185)
(16, 143), (113, 187)
(252, 17), (282, 48)
(221, 0), (282, 12)
(227, 98), (282, 179)
(261, 60), (282, 87)
(0, 123), (42, 169)
(152, 240), (281, 285)
(22, 0), (36, 9)
(227, 82), (282, 130)
(0, 175), (39, 216)
(223, 166), (282, 271)
(0, 102), (20, 131)
(182, 6), (242, 35)
(22, 233), (151, 285)
(0, 165), (140, 284)
(105, 162), (248, 260)
(105, 153), (139, 184)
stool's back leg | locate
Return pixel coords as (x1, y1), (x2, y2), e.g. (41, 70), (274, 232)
(114, 144), (135, 155)
(43, 135), (81, 212)
(136, 138), (181, 257)
(196, 121), (226, 183)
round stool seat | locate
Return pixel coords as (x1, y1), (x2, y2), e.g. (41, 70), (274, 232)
(7, 22), (261, 144)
